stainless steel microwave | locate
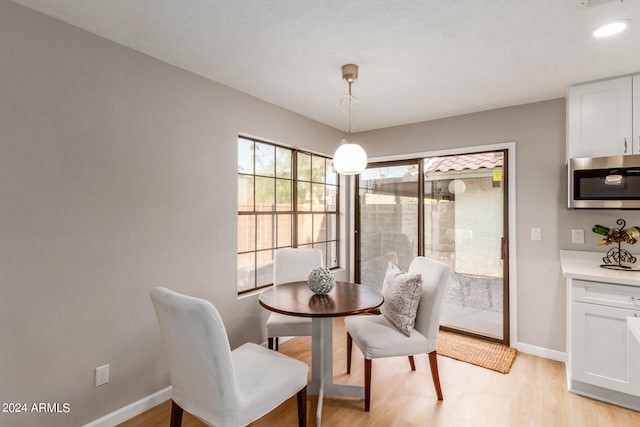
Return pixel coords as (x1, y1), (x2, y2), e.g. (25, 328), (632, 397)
(568, 154), (640, 209)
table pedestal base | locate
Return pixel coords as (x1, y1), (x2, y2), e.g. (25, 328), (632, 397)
(308, 317), (364, 426)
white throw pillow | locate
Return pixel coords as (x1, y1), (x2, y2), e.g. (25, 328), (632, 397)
(380, 263), (423, 336)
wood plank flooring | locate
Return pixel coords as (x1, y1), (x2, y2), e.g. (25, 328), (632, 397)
(118, 318), (640, 427)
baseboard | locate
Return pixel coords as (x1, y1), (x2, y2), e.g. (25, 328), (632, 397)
(82, 386), (172, 427)
(516, 342), (567, 362)
(571, 379), (640, 412)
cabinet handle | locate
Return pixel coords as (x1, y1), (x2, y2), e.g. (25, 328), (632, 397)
(624, 137), (628, 154)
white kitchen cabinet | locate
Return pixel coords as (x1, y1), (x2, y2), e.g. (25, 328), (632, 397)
(567, 76), (633, 159)
(630, 317), (640, 345)
(561, 251), (640, 411)
(571, 283), (640, 395)
(633, 75), (640, 155)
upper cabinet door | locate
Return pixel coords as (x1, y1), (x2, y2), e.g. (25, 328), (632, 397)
(633, 75), (640, 155)
(567, 76), (632, 159)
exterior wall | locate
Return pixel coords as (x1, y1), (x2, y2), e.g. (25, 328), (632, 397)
(454, 175), (503, 277)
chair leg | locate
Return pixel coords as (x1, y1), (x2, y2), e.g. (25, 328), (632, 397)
(428, 350), (443, 400)
(296, 385), (307, 427)
(364, 358), (372, 412)
(170, 400), (183, 427)
(408, 355), (416, 371)
(275, 336), (279, 351)
(347, 332), (353, 374)
(268, 337), (280, 351)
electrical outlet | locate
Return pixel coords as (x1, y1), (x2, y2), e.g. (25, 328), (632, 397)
(572, 229), (585, 244)
(95, 364), (109, 387)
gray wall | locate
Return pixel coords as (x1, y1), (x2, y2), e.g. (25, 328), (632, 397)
(0, 2), (343, 426)
(354, 99), (640, 353)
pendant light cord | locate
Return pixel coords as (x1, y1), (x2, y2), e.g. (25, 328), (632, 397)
(348, 81), (352, 143)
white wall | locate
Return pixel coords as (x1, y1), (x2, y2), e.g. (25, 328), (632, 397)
(0, 2), (343, 426)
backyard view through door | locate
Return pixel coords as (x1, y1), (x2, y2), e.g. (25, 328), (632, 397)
(356, 150), (508, 343)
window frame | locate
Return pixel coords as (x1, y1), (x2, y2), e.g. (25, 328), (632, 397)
(237, 136), (340, 294)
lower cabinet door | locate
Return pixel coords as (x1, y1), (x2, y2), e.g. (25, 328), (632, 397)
(572, 301), (640, 395)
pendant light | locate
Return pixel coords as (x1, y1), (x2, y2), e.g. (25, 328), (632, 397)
(333, 64), (368, 175)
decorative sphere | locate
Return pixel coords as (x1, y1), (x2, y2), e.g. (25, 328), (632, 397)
(307, 267), (335, 295)
(333, 142), (367, 175)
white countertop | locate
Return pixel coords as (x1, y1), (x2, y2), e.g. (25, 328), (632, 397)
(560, 250), (640, 287)
(629, 317), (640, 345)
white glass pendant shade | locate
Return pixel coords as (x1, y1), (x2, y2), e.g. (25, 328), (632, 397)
(605, 174), (623, 184)
(448, 179), (466, 194)
(333, 140), (368, 175)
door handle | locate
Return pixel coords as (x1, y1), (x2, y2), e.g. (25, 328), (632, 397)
(500, 237), (508, 260)
(624, 137), (628, 154)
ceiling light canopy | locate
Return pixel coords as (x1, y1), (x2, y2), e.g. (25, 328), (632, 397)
(333, 64), (368, 176)
(593, 20), (630, 38)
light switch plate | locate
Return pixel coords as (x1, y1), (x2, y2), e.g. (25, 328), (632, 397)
(531, 227), (542, 241)
(572, 229), (585, 244)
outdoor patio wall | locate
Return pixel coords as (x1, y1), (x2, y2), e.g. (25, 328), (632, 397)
(353, 99), (640, 355)
(0, 2), (346, 426)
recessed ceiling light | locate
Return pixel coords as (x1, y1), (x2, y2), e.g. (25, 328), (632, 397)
(593, 20), (630, 38)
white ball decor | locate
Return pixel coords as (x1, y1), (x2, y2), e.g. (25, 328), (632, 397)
(333, 142), (368, 175)
(307, 267), (335, 295)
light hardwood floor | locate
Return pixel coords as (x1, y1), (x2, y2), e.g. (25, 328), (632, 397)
(119, 318), (640, 427)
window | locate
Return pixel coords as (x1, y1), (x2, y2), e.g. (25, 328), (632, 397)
(237, 136), (339, 293)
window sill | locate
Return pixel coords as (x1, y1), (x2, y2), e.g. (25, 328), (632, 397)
(237, 288), (266, 300)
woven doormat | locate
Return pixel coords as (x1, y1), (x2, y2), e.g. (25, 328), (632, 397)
(436, 330), (517, 374)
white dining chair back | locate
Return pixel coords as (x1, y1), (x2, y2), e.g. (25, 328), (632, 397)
(410, 256), (450, 351)
(274, 248), (324, 285)
(150, 287), (308, 427)
(267, 248), (323, 350)
(345, 257), (451, 411)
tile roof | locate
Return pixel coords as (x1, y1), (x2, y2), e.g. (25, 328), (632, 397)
(426, 153), (503, 174)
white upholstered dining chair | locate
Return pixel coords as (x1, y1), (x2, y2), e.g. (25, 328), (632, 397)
(345, 256), (450, 411)
(150, 287), (309, 427)
(266, 248), (323, 350)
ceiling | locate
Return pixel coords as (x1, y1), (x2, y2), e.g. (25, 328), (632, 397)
(10, 0), (640, 131)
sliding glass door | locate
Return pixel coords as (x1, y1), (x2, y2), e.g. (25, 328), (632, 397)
(423, 151), (508, 342)
(356, 150), (509, 344)
(355, 161), (420, 290)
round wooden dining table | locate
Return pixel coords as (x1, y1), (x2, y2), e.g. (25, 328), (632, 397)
(259, 280), (383, 426)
